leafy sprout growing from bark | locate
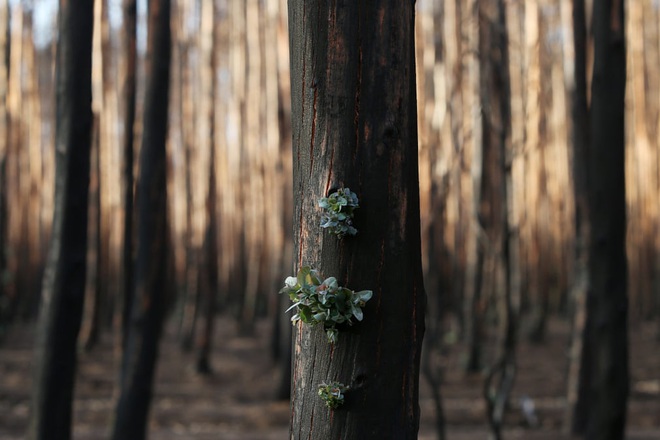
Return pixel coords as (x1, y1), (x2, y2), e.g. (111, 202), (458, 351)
(279, 266), (373, 344)
(318, 188), (359, 237)
(318, 381), (349, 409)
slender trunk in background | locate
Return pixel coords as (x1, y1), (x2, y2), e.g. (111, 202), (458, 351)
(118, 0), (137, 359)
(580, 1), (629, 439)
(566, 0), (591, 433)
(80, 114), (102, 351)
(463, 0), (484, 374)
(27, 0), (95, 438)
(0, 0), (9, 332)
(4, 4), (22, 321)
(178, 0), (201, 348)
(288, 1), (426, 437)
(195, 0), (218, 375)
(477, 1), (516, 439)
(111, 0), (171, 437)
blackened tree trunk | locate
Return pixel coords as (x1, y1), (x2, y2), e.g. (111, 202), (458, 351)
(477, 1), (516, 439)
(27, 1), (95, 439)
(288, 1), (426, 438)
(0, 0), (8, 333)
(579, 1), (629, 439)
(110, 0), (171, 438)
(566, 0), (592, 434)
(118, 0), (137, 359)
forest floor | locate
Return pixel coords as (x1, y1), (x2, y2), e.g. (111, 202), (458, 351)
(0, 315), (658, 440)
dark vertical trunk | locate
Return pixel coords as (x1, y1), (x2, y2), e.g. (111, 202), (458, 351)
(288, 1), (425, 438)
(110, 0), (171, 438)
(476, 1), (515, 439)
(0, 0), (8, 334)
(27, 0), (95, 438)
(567, 0), (592, 434)
(118, 0), (137, 360)
(581, 1), (629, 439)
(80, 114), (102, 351)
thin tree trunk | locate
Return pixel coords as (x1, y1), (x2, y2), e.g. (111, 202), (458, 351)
(110, 0), (171, 437)
(117, 0), (137, 360)
(27, 0), (95, 438)
(194, 0), (217, 375)
(0, 0), (8, 332)
(477, 2), (516, 438)
(79, 114), (102, 351)
(566, 0), (591, 434)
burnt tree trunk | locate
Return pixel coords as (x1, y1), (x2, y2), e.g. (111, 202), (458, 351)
(566, 0), (591, 434)
(0, 0), (8, 333)
(27, 1), (95, 438)
(110, 0), (171, 438)
(477, 1), (516, 439)
(579, 1), (629, 439)
(117, 0), (137, 359)
(288, 1), (426, 438)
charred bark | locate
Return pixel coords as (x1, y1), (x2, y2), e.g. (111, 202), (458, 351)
(288, 1), (426, 438)
(110, 0), (171, 438)
(27, 1), (95, 438)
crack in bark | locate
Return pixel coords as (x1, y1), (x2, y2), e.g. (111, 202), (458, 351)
(309, 87), (317, 178)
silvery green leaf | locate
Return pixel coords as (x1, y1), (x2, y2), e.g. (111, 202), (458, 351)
(355, 290), (373, 302)
(318, 198), (330, 209)
(285, 302), (302, 313)
(352, 304), (364, 321)
(285, 276), (298, 288)
(313, 312), (327, 322)
(323, 277), (338, 290)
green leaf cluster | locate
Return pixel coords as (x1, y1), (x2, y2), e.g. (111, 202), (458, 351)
(318, 188), (359, 237)
(279, 266), (373, 343)
(318, 381), (349, 409)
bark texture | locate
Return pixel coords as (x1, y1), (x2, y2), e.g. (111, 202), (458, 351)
(27, 1), (95, 438)
(288, 1), (426, 438)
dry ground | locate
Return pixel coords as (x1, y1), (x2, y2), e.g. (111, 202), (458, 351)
(0, 316), (658, 439)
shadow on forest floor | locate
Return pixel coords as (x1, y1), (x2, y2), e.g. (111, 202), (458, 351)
(0, 316), (658, 439)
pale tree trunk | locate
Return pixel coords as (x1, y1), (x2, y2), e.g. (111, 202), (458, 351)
(178, 0), (201, 351)
(27, 0), (95, 437)
(22, 11), (44, 313)
(194, 0), (217, 375)
(288, 1), (425, 438)
(273, 0), (293, 401)
(416, 2), (447, 439)
(5, 5), (22, 318)
(463, 0), (484, 373)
